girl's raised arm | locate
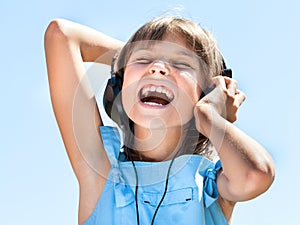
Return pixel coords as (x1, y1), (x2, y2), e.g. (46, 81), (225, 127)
(194, 76), (275, 221)
(44, 19), (124, 223)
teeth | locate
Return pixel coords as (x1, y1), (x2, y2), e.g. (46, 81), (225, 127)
(141, 85), (174, 101)
(142, 86), (150, 96)
(150, 86), (156, 92)
(144, 102), (162, 106)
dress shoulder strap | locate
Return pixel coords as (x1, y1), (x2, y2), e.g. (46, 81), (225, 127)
(198, 159), (222, 207)
(100, 126), (122, 167)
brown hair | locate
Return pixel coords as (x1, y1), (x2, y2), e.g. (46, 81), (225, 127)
(112, 16), (225, 160)
(115, 16), (224, 84)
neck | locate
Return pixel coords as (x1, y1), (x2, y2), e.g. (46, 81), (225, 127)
(131, 123), (189, 162)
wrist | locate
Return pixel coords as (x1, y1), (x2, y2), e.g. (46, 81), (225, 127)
(194, 103), (223, 137)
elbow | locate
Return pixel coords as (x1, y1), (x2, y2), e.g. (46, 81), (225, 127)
(251, 165), (275, 196)
(44, 19), (69, 44)
(258, 157), (276, 189)
(242, 146), (276, 200)
(241, 160), (275, 201)
(226, 160), (275, 202)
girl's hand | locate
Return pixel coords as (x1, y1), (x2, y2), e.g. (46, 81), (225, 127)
(202, 76), (245, 122)
(194, 76), (246, 134)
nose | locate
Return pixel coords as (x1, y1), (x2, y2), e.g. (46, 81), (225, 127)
(149, 61), (169, 76)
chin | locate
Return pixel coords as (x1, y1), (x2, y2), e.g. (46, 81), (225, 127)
(127, 104), (194, 130)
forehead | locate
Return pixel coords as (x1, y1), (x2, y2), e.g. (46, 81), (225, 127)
(142, 32), (186, 47)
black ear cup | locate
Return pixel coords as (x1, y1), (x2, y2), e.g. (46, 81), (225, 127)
(104, 55), (123, 117)
(221, 68), (232, 78)
(104, 78), (114, 117)
(221, 56), (232, 78)
(104, 79), (115, 102)
(104, 76), (123, 120)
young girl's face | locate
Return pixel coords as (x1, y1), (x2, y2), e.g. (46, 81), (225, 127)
(121, 33), (205, 129)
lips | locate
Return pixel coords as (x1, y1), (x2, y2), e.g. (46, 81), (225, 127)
(139, 84), (174, 106)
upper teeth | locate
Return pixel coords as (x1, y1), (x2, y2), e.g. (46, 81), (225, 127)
(141, 85), (174, 100)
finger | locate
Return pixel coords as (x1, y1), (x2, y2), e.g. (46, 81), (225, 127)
(211, 76), (226, 89)
(224, 77), (237, 97)
(201, 76), (224, 97)
(234, 90), (246, 107)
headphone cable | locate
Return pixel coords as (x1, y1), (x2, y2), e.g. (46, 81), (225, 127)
(131, 148), (181, 225)
(150, 149), (181, 225)
(131, 160), (140, 225)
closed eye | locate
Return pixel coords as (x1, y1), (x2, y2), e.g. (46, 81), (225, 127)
(135, 58), (153, 64)
(172, 61), (193, 69)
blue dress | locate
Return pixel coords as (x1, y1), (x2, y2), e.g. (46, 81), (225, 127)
(82, 126), (228, 225)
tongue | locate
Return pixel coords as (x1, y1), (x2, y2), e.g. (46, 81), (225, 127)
(141, 96), (169, 105)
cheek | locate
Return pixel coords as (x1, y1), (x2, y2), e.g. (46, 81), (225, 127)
(122, 67), (135, 87)
(170, 87), (198, 124)
(122, 64), (147, 88)
(171, 76), (201, 123)
(178, 73), (201, 102)
(121, 68), (141, 117)
(193, 85), (201, 102)
(183, 69), (206, 98)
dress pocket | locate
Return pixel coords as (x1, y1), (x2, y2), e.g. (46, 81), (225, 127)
(142, 187), (193, 207)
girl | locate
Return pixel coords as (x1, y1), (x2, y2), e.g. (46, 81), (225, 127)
(44, 16), (275, 225)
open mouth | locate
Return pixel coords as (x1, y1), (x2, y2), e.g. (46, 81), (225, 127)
(139, 85), (174, 106)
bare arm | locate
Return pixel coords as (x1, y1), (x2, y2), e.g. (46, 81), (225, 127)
(194, 76), (275, 219)
(44, 19), (124, 223)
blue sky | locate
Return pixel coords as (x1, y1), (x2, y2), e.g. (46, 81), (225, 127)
(1, 0), (299, 224)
